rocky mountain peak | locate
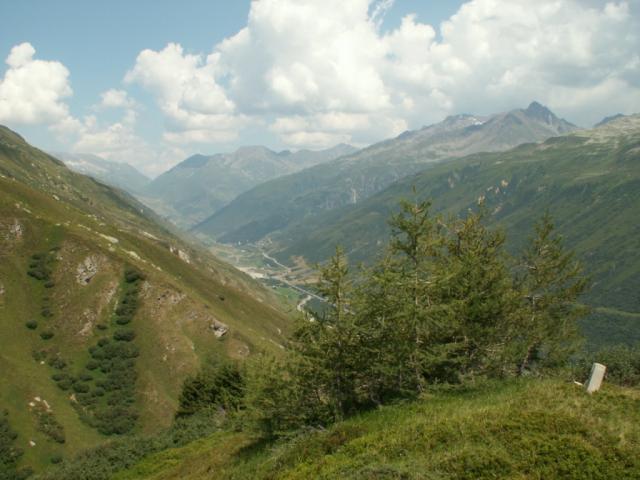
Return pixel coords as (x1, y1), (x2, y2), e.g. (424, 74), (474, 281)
(524, 101), (556, 123)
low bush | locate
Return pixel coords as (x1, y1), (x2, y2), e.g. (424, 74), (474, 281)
(113, 329), (136, 342)
(48, 356), (67, 370)
(39, 409), (222, 480)
(32, 349), (47, 362)
(124, 268), (145, 283)
(115, 315), (132, 325)
(37, 411), (65, 444)
(25, 320), (38, 330)
(27, 252), (53, 282)
(72, 383), (90, 394)
(85, 360), (99, 371)
(56, 379), (72, 391)
(177, 361), (245, 418)
(0, 410), (31, 480)
(72, 268), (143, 436)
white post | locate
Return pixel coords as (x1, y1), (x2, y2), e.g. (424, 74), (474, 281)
(585, 363), (606, 394)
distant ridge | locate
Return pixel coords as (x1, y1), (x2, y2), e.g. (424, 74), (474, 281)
(265, 114), (640, 348)
(595, 113), (626, 128)
(52, 151), (150, 194)
(195, 102), (579, 243)
(141, 143), (357, 228)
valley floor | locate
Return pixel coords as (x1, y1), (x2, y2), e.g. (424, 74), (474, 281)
(203, 239), (321, 313)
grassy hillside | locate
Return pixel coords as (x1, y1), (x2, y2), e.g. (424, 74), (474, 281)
(195, 102), (577, 243)
(0, 126), (292, 473)
(270, 115), (640, 346)
(110, 378), (640, 479)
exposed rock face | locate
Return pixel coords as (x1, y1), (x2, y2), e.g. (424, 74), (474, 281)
(76, 256), (99, 285)
(170, 245), (191, 264)
(9, 219), (23, 239)
(210, 320), (229, 338)
(78, 309), (96, 337)
(1, 218), (23, 242)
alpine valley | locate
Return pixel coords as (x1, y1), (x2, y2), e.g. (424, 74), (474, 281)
(2, 103), (639, 480)
(3, 2), (640, 479)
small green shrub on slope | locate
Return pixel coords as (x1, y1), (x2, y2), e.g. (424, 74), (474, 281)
(66, 267), (144, 435)
(176, 361), (245, 418)
(33, 410), (223, 480)
(0, 410), (32, 480)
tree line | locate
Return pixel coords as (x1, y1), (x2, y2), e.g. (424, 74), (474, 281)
(180, 198), (591, 437)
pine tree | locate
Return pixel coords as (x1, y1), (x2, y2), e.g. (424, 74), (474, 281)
(436, 207), (519, 379)
(245, 202), (590, 437)
(285, 247), (361, 423)
(386, 197), (443, 390)
(515, 213), (589, 373)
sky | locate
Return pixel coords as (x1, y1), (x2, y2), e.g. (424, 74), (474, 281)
(0, 0), (639, 177)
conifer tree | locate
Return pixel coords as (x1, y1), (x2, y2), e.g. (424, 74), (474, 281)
(436, 207), (519, 378)
(386, 197), (443, 389)
(245, 201), (590, 438)
(351, 254), (415, 403)
(515, 213), (589, 373)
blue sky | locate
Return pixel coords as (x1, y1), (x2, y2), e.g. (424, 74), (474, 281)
(1, 0), (638, 176)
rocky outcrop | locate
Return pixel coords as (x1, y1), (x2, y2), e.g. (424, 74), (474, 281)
(1, 218), (23, 242)
(210, 320), (229, 338)
(76, 256), (99, 285)
(170, 245), (191, 264)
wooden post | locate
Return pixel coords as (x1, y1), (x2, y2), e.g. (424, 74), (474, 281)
(585, 363), (606, 394)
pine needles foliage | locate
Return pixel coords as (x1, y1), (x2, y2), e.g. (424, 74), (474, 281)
(245, 198), (589, 437)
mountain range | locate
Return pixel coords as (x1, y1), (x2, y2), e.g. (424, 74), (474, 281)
(140, 143), (356, 228)
(261, 114), (640, 347)
(194, 102), (578, 243)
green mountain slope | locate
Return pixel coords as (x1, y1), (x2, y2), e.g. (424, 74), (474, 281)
(111, 379), (640, 480)
(140, 144), (356, 228)
(0, 126), (291, 473)
(195, 102), (577, 242)
(270, 115), (640, 345)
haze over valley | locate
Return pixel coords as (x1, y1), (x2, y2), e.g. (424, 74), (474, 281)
(1, 1), (640, 479)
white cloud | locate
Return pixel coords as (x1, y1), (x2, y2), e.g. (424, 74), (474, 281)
(0, 42), (74, 125)
(99, 89), (135, 109)
(124, 43), (242, 144)
(125, 0), (639, 150)
(407, 0), (640, 120)
(270, 112), (406, 148)
(3, 1), (639, 175)
(69, 112), (180, 177)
